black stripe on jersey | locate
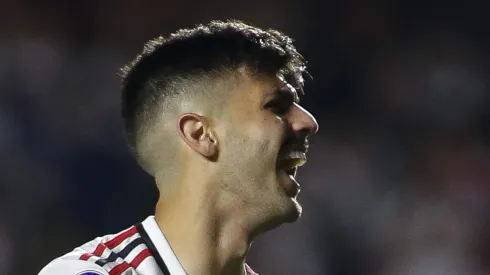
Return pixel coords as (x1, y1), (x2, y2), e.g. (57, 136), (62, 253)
(95, 238), (145, 266)
(135, 223), (171, 275)
(119, 238), (144, 258)
(95, 252), (119, 266)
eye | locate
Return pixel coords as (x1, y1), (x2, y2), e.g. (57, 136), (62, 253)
(265, 98), (292, 117)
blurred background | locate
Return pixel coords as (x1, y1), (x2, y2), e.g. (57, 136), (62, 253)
(1, 0), (490, 274)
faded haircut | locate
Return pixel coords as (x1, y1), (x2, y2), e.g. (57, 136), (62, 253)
(120, 19), (309, 168)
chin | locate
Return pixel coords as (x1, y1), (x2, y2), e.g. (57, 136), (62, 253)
(282, 197), (302, 223)
(271, 197), (303, 226)
(271, 174), (303, 224)
(255, 198), (302, 235)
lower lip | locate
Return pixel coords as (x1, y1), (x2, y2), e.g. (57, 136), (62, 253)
(279, 171), (300, 197)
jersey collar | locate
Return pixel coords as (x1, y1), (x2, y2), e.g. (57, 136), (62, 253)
(140, 215), (256, 275)
(141, 216), (187, 275)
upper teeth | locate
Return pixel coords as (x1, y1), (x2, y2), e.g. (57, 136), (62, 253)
(287, 151), (306, 160)
(280, 151), (307, 167)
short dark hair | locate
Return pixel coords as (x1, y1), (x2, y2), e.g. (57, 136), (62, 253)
(120, 19), (309, 162)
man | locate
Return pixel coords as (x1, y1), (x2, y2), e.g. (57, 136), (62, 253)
(39, 20), (318, 275)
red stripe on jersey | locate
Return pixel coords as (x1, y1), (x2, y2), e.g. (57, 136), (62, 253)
(109, 262), (131, 275)
(79, 253), (91, 261)
(105, 227), (138, 249)
(130, 248), (151, 268)
(79, 227), (137, 261)
(79, 243), (106, 260)
(94, 243), (106, 256)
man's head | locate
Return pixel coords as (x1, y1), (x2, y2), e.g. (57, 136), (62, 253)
(121, 20), (318, 232)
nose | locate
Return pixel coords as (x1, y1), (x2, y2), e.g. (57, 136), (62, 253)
(288, 103), (319, 136)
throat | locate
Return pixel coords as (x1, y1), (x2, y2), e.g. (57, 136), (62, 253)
(154, 198), (251, 275)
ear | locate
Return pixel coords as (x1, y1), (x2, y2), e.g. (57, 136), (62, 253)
(177, 113), (218, 159)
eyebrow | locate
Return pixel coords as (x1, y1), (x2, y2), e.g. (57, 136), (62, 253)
(276, 85), (300, 104)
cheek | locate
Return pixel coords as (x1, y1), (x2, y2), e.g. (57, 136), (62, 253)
(223, 106), (286, 163)
(219, 123), (283, 196)
(226, 126), (282, 183)
(241, 109), (284, 138)
(241, 119), (283, 157)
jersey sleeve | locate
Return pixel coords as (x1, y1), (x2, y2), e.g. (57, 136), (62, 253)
(38, 259), (110, 275)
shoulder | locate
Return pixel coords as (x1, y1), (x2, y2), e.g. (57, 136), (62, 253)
(38, 226), (147, 275)
(38, 258), (111, 275)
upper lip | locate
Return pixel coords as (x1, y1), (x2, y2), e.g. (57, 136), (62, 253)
(281, 139), (309, 156)
(287, 144), (308, 153)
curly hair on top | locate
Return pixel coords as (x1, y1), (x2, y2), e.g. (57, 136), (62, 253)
(120, 20), (310, 158)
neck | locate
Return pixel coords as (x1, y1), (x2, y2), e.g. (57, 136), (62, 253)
(153, 181), (251, 275)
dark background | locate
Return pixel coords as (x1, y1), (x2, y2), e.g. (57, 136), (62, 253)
(1, 0), (490, 274)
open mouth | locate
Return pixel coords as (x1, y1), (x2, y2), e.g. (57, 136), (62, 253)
(278, 159), (303, 198)
(285, 167), (297, 177)
(278, 153), (306, 178)
(277, 143), (308, 197)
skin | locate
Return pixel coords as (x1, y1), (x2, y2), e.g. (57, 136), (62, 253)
(151, 71), (318, 275)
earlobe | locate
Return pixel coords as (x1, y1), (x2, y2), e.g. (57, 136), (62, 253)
(177, 113), (219, 159)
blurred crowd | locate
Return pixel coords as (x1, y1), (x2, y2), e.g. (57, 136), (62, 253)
(1, 0), (490, 274)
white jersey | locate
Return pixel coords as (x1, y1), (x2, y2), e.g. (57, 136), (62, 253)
(39, 216), (258, 275)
